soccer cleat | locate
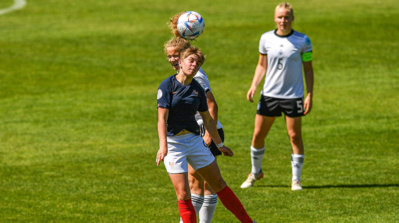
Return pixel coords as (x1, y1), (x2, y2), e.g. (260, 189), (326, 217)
(240, 170), (264, 188)
(291, 180), (303, 191)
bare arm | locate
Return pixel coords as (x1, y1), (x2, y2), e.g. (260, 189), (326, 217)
(156, 107), (169, 166)
(247, 54), (268, 102)
(199, 111), (233, 156)
(303, 61), (314, 115)
(202, 91), (218, 146)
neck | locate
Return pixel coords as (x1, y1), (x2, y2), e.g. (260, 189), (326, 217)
(176, 72), (193, 86)
(276, 29), (292, 36)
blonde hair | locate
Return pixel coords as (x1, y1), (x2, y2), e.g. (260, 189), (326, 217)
(168, 12), (185, 38)
(164, 37), (191, 54)
(275, 2), (294, 17)
(180, 46), (205, 66)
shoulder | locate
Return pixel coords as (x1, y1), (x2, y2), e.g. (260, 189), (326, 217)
(194, 67), (207, 79)
(191, 78), (206, 94)
(194, 68), (210, 84)
(158, 75), (176, 90)
(292, 30), (311, 42)
(260, 30), (275, 40)
(191, 78), (202, 88)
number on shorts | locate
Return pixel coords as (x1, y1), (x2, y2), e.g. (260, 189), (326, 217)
(296, 100), (303, 113)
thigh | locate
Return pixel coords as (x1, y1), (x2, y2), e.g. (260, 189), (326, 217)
(169, 172), (191, 200)
(285, 115), (302, 137)
(280, 98), (304, 117)
(186, 135), (215, 171)
(196, 160), (226, 193)
(252, 114), (276, 148)
(188, 165), (205, 195)
(257, 95), (282, 117)
(164, 139), (189, 173)
(285, 115), (304, 154)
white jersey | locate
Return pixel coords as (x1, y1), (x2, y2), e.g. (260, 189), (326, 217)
(259, 30), (312, 99)
(194, 68), (223, 129)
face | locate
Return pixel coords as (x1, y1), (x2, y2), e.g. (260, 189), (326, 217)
(274, 8), (294, 35)
(179, 54), (201, 76)
(166, 46), (180, 71)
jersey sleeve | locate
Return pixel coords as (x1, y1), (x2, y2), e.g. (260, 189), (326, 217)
(259, 33), (268, 55)
(157, 79), (171, 109)
(302, 35), (313, 53)
(194, 70), (211, 93)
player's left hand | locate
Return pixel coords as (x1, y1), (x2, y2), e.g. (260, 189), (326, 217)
(218, 146), (233, 157)
(303, 95), (312, 115)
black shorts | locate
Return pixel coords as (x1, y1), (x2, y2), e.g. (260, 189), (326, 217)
(257, 95), (304, 117)
(200, 124), (224, 156)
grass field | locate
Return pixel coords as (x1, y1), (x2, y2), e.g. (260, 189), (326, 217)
(0, 0), (398, 222)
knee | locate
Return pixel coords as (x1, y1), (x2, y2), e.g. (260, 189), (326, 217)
(288, 132), (302, 144)
(189, 175), (204, 195)
(211, 179), (227, 193)
(252, 132), (266, 147)
(176, 190), (191, 200)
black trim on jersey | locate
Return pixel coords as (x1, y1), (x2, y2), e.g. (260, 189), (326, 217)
(273, 29), (294, 38)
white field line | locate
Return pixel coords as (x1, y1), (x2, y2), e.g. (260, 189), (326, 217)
(0, 0), (26, 15)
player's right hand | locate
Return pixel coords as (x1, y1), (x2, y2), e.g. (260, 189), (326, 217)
(246, 87), (257, 102)
(156, 147), (167, 166)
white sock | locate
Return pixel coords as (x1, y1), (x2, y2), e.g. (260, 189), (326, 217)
(179, 194), (204, 223)
(199, 194), (217, 223)
(251, 146), (265, 174)
(291, 154), (305, 182)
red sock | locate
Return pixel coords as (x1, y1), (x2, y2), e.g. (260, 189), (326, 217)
(178, 199), (197, 223)
(217, 186), (253, 223)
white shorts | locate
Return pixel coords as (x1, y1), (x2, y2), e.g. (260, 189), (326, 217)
(164, 133), (215, 174)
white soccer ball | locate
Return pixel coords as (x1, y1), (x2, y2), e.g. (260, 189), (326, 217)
(177, 11), (205, 40)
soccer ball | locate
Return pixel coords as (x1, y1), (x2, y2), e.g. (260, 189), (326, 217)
(177, 11), (205, 40)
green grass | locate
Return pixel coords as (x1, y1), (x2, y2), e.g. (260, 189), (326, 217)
(0, 0), (398, 222)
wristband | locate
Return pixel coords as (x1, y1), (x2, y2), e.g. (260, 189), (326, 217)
(216, 142), (224, 148)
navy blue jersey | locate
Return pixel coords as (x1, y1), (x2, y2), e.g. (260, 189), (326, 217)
(157, 74), (208, 136)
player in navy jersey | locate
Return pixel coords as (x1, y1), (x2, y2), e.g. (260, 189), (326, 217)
(157, 46), (254, 223)
(168, 13), (224, 223)
(240, 2), (314, 191)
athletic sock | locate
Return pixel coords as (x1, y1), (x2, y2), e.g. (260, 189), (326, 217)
(191, 194), (204, 216)
(199, 194), (217, 223)
(216, 186), (253, 223)
(251, 146), (265, 174)
(179, 194), (203, 223)
(291, 154), (305, 181)
(178, 199), (197, 223)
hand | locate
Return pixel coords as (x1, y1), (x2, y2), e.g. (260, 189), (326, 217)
(303, 94), (313, 115)
(218, 146), (233, 157)
(246, 87), (257, 102)
(156, 147), (167, 166)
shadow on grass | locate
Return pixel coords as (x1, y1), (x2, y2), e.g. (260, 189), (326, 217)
(257, 184), (399, 189)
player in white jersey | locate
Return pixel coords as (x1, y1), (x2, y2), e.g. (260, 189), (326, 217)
(240, 2), (314, 191)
